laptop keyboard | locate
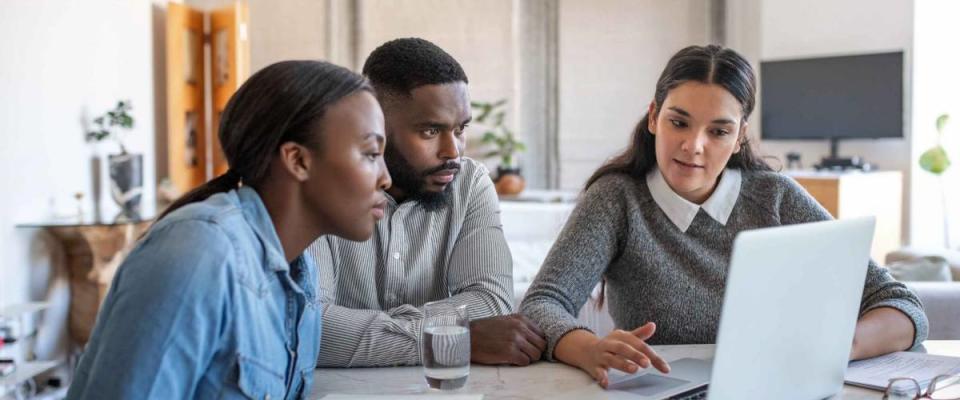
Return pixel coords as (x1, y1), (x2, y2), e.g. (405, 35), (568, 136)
(670, 385), (708, 400)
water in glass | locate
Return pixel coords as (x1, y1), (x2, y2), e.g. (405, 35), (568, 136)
(422, 302), (470, 390)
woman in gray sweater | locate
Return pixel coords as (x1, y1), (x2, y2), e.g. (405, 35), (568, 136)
(519, 45), (928, 388)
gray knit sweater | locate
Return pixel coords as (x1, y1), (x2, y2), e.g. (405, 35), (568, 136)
(519, 170), (929, 360)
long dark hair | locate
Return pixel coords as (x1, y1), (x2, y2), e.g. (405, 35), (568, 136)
(592, 45), (772, 308)
(585, 44), (771, 192)
(158, 60), (372, 221)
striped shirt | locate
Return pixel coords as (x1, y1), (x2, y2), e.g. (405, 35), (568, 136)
(308, 157), (514, 367)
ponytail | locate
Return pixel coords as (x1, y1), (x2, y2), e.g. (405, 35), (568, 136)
(156, 170), (242, 221)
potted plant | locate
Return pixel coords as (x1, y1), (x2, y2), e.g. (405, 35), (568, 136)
(919, 113), (953, 247)
(472, 99), (527, 196)
(86, 100), (143, 221)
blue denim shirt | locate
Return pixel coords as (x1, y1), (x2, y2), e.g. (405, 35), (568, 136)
(67, 187), (321, 400)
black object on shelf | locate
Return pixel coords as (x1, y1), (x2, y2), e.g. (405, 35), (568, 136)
(814, 157), (873, 171)
(785, 151), (803, 170)
(813, 138), (874, 171)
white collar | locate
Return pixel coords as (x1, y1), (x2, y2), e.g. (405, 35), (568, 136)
(645, 168), (742, 232)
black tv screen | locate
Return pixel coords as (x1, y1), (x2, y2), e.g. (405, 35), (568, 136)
(760, 52), (903, 140)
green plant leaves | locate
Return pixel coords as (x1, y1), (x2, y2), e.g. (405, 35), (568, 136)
(919, 113), (951, 175)
(920, 146), (951, 175)
(85, 99), (135, 150)
(85, 130), (110, 141)
(471, 101), (495, 123)
(936, 114), (949, 135)
(470, 98), (525, 168)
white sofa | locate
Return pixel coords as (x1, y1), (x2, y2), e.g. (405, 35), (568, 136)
(887, 247), (960, 340)
(905, 282), (960, 340)
(500, 199), (615, 336)
(502, 200), (960, 341)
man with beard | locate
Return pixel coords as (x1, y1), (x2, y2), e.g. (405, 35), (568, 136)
(308, 37), (547, 367)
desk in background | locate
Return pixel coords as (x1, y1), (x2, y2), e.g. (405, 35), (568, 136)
(16, 218), (151, 346)
(786, 170), (903, 263)
(310, 341), (960, 400)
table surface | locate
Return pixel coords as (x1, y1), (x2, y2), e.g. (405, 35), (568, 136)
(310, 341), (960, 400)
(15, 215), (153, 228)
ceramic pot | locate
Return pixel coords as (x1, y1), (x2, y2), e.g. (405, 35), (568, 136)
(494, 166), (525, 196)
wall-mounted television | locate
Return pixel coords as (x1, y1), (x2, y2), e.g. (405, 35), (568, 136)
(760, 51), (904, 167)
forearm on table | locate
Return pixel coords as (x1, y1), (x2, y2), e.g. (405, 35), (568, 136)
(318, 304), (423, 367)
(446, 288), (514, 319)
(554, 329), (600, 370)
(851, 306), (915, 360)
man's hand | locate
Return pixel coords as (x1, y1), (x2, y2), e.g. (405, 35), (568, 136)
(470, 314), (547, 366)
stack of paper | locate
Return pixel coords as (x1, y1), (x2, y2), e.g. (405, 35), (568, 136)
(845, 352), (960, 391)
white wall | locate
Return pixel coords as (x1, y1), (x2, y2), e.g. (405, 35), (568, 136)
(0, 0), (156, 306)
(206, 0), (518, 172)
(557, 0), (711, 190)
(911, 1), (960, 248)
(186, 0), (327, 74)
(248, 0), (327, 73)
(359, 0), (515, 105)
(728, 0), (914, 244)
(358, 0), (517, 170)
(192, 0), (710, 190)
(182, 0), (328, 74)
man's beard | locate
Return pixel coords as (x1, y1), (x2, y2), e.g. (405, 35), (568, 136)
(384, 143), (460, 212)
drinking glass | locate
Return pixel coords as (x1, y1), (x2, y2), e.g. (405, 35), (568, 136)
(422, 301), (470, 390)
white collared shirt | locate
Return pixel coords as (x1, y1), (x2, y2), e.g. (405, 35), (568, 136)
(645, 168), (742, 232)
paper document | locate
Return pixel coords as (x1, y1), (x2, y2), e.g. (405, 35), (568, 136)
(845, 351), (960, 390)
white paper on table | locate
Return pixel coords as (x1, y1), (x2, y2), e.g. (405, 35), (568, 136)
(322, 395), (482, 400)
(845, 351), (960, 390)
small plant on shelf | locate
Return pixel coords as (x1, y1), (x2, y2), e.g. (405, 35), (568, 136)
(86, 100), (135, 154)
(472, 99), (527, 196)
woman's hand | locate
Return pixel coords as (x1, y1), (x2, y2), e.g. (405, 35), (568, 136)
(556, 322), (671, 388)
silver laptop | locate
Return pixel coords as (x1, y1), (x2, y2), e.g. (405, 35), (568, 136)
(607, 217), (876, 400)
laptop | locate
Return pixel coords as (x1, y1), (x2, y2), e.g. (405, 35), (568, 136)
(607, 217), (876, 400)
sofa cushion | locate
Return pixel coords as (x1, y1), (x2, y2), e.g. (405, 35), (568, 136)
(905, 282), (960, 340)
(887, 256), (953, 282)
(886, 246), (960, 281)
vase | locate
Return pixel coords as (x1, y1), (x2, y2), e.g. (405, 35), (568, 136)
(494, 166), (525, 196)
(108, 153), (143, 221)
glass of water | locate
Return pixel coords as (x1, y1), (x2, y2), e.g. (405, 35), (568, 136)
(422, 301), (470, 390)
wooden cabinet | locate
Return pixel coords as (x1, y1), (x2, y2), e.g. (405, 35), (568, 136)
(787, 171), (903, 263)
(166, 2), (249, 194)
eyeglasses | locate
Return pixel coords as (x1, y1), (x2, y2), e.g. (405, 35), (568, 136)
(884, 374), (960, 399)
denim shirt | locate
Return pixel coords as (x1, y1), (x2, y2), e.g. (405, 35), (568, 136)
(67, 187), (321, 400)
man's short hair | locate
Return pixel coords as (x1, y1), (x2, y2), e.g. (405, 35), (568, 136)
(361, 37), (468, 97)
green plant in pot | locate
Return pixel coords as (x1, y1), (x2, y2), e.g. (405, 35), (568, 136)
(86, 100), (143, 221)
(919, 113), (953, 247)
(472, 99), (527, 196)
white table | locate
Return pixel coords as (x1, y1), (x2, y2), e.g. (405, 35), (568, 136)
(310, 341), (960, 399)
